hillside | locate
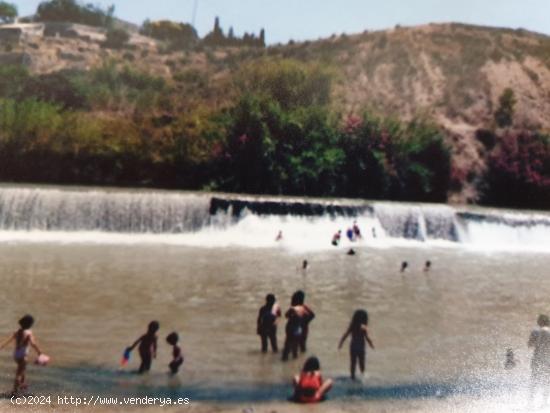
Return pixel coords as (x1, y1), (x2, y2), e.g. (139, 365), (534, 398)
(0, 21), (549, 206)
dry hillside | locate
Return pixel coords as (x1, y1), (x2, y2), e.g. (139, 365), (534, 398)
(1, 21), (549, 202)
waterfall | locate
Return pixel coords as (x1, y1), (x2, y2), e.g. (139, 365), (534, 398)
(0, 185), (548, 251)
(0, 186), (212, 233)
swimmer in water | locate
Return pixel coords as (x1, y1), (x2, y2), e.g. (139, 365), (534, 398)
(400, 261), (408, 272)
(346, 227), (354, 242)
(347, 248), (356, 256)
(352, 221), (362, 239)
(424, 260), (432, 272)
(0, 314), (43, 395)
(302, 260), (308, 271)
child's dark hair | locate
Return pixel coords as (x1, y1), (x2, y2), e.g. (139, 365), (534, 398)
(19, 314), (34, 330)
(266, 294), (275, 305)
(147, 321), (160, 334)
(302, 356), (320, 372)
(166, 332), (179, 345)
(350, 309), (368, 331)
(291, 290), (305, 306)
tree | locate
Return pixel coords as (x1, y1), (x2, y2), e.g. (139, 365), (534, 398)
(494, 87), (516, 128)
(140, 20), (198, 49)
(0, 1), (17, 24)
(35, 0), (114, 27)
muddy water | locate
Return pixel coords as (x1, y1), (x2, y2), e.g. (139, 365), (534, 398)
(0, 242), (548, 405)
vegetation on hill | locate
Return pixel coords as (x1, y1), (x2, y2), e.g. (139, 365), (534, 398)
(0, 0), (549, 207)
(0, 61), (451, 202)
(0, 1), (17, 24)
(35, 0), (115, 27)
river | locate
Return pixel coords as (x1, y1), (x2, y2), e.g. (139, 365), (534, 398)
(0, 184), (549, 411)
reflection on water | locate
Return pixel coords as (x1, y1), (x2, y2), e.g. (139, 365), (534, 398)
(0, 243), (549, 405)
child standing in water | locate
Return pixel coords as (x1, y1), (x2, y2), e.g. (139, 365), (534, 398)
(127, 321), (159, 374)
(0, 315), (43, 395)
(257, 294), (281, 353)
(166, 332), (184, 374)
(292, 356), (333, 403)
(338, 309), (375, 380)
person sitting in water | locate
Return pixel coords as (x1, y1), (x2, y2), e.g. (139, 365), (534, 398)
(400, 261), (408, 272)
(166, 332), (184, 374)
(127, 321), (159, 374)
(424, 260), (432, 272)
(257, 294), (281, 353)
(331, 230), (342, 246)
(292, 356), (333, 403)
(0, 314), (43, 395)
(338, 309), (375, 380)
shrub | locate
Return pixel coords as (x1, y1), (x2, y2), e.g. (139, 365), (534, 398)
(104, 28), (130, 49)
(483, 131), (550, 208)
(494, 88), (516, 128)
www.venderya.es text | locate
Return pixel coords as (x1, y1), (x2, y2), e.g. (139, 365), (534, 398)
(11, 395), (190, 407)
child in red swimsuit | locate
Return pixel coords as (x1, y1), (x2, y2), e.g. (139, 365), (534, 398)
(292, 356), (333, 403)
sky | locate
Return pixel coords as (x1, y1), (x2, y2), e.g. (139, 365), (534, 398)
(14, 0), (550, 44)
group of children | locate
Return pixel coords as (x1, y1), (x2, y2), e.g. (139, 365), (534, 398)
(125, 321), (184, 375)
(257, 291), (375, 403)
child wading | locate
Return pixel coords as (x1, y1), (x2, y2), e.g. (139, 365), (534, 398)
(0, 315), (44, 395)
(127, 321), (159, 374)
(338, 309), (375, 380)
(257, 294), (281, 353)
(166, 332), (184, 374)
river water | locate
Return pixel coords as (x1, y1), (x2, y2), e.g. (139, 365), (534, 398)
(0, 185), (549, 410)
